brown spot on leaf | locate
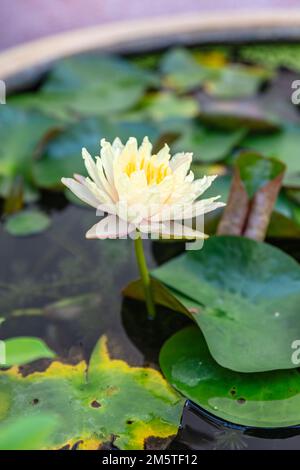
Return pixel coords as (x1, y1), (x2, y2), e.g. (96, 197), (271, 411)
(91, 400), (101, 408)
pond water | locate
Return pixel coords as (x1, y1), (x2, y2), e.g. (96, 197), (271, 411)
(1, 198), (300, 449)
(2, 44), (300, 449)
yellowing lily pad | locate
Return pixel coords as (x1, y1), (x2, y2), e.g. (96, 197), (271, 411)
(0, 336), (183, 450)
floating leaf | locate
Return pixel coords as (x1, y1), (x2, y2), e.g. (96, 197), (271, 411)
(4, 210), (51, 236)
(9, 93), (76, 123)
(37, 55), (157, 118)
(0, 336), (183, 450)
(140, 92), (199, 121)
(0, 414), (60, 450)
(205, 64), (272, 99)
(149, 236), (300, 373)
(0, 106), (56, 180)
(241, 126), (300, 186)
(173, 123), (246, 163)
(160, 48), (215, 92)
(1, 337), (55, 367)
(160, 325), (300, 428)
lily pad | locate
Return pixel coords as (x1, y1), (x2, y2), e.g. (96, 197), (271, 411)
(160, 325), (300, 428)
(4, 210), (51, 236)
(0, 106), (56, 181)
(160, 48), (215, 92)
(173, 124), (246, 163)
(205, 64), (272, 99)
(1, 337), (55, 367)
(241, 126), (300, 186)
(152, 236), (300, 373)
(40, 55), (157, 118)
(140, 92), (199, 121)
(0, 414), (60, 450)
(0, 336), (183, 450)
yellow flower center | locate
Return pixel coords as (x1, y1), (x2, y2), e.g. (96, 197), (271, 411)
(124, 155), (171, 186)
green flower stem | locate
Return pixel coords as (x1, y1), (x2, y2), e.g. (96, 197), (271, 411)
(134, 233), (156, 319)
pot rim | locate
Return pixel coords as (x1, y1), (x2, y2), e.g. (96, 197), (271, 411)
(1, 8), (300, 86)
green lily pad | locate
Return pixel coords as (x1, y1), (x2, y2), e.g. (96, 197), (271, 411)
(173, 124), (246, 163)
(151, 236), (300, 373)
(0, 414), (60, 450)
(140, 92), (199, 121)
(160, 325), (300, 428)
(205, 64), (272, 99)
(0, 336), (183, 450)
(4, 210), (51, 236)
(160, 48), (215, 92)
(1, 337), (55, 367)
(235, 151), (285, 199)
(38, 55), (157, 118)
(0, 106), (56, 181)
(241, 126), (300, 186)
(9, 93), (76, 123)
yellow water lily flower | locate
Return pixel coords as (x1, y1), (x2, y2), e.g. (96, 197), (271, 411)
(61, 136), (225, 240)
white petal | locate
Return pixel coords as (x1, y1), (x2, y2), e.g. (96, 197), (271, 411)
(193, 174), (218, 198)
(100, 139), (117, 184)
(189, 197), (226, 218)
(95, 157), (118, 202)
(82, 148), (99, 185)
(61, 177), (100, 209)
(156, 143), (171, 164)
(139, 220), (207, 239)
(86, 215), (135, 239)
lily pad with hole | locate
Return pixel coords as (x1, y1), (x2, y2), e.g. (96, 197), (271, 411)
(0, 336), (183, 450)
(126, 236), (300, 373)
(160, 325), (300, 428)
(4, 210), (51, 237)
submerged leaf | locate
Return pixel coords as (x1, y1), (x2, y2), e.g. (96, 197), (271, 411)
(0, 336), (183, 450)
